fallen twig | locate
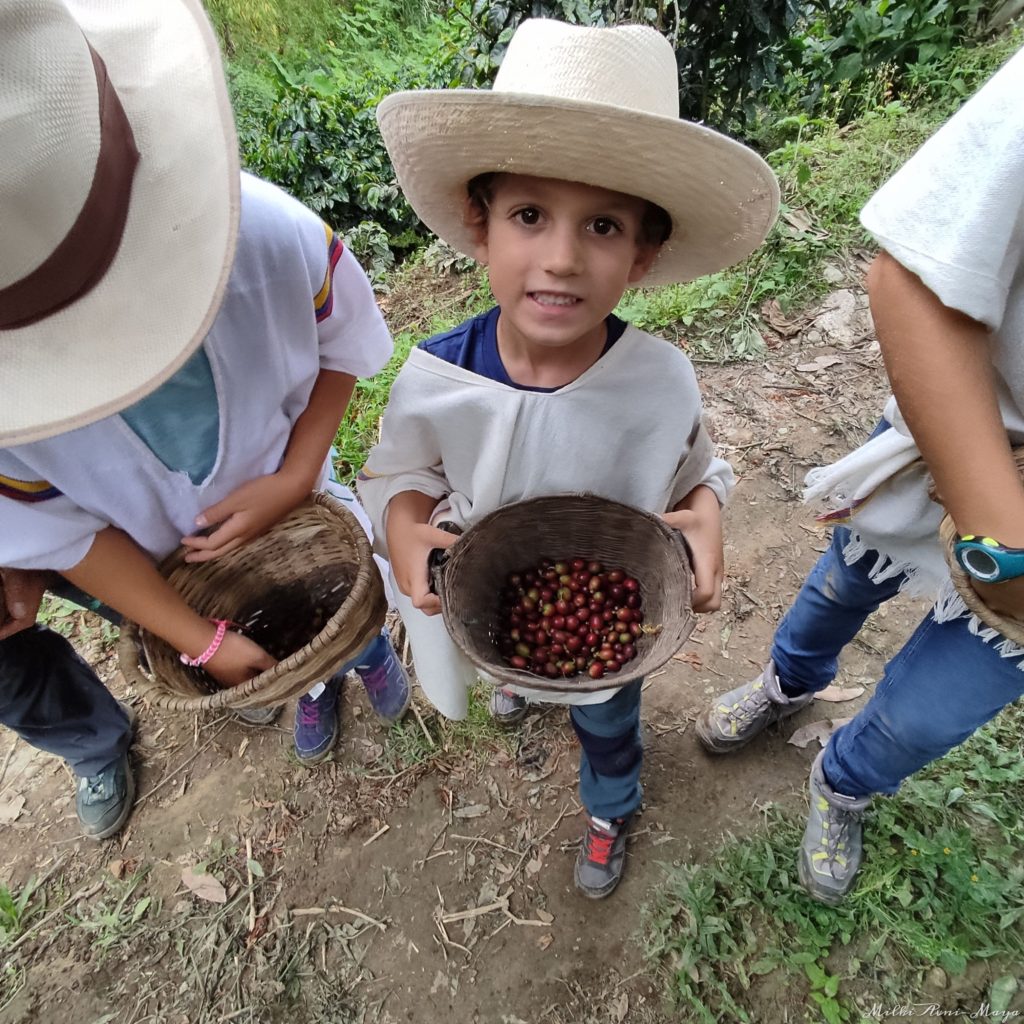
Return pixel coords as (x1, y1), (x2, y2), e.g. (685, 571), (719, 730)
(362, 823), (390, 847)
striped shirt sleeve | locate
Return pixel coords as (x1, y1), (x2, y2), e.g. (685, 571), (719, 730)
(311, 221), (393, 378)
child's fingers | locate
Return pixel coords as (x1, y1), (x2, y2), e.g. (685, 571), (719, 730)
(183, 536), (244, 563)
(194, 494), (241, 530)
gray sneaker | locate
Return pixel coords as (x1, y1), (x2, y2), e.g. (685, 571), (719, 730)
(489, 686), (527, 726)
(798, 751), (871, 905)
(694, 660), (814, 754)
(76, 702), (137, 840)
(234, 705), (282, 726)
(574, 815), (631, 899)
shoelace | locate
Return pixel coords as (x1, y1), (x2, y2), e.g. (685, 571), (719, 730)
(297, 699), (326, 727)
(724, 683), (771, 724)
(80, 775), (109, 801)
(359, 663), (388, 694)
(584, 827), (616, 866)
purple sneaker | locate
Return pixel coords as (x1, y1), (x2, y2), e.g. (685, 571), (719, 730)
(293, 675), (343, 764)
(353, 632), (411, 723)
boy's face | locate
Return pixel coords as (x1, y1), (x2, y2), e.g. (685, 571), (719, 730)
(472, 174), (659, 353)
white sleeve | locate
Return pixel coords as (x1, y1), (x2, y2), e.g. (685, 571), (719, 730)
(0, 451), (103, 570)
(313, 226), (393, 377)
(355, 362), (450, 555)
(859, 48), (1024, 330)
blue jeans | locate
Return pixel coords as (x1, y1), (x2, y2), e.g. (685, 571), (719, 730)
(571, 681), (643, 821)
(771, 526), (1024, 798)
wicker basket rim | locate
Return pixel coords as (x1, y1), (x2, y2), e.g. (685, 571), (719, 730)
(119, 491), (384, 710)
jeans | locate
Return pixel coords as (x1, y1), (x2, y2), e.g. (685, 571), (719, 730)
(771, 526), (1024, 798)
(571, 680), (643, 821)
(0, 623), (132, 777)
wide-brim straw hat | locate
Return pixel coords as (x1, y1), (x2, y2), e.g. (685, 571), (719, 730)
(377, 19), (780, 287)
(0, 0), (239, 446)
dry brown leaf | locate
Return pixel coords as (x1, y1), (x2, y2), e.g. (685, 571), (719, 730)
(788, 717), (852, 749)
(535, 909), (554, 924)
(181, 865), (227, 904)
(453, 803), (489, 819)
(613, 991), (629, 1022)
(108, 859), (125, 880)
(672, 650), (702, 668)
(0, 794), (25, 824)
(814, 685), (865, 703)
(537, 933), (554, 950)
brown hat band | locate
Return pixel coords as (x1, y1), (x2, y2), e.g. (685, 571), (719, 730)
(0, 45), (140, 331)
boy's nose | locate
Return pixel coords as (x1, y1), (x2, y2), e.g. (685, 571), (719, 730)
(543, 227), (583, 275)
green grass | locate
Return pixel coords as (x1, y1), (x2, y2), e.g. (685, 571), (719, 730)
(0, 878), (41, 950)
(644, 703), (1024, 1023)
(371, 684), (514, 775)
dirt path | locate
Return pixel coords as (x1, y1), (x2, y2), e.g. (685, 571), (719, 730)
(0, 280), (932, 1024)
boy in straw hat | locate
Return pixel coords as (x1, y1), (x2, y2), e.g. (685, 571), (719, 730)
(0, 0), (410, 840)
(357, 18), (779, 897)
(696, 47), (1024, 904)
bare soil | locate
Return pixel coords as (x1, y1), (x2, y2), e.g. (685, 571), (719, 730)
(0, 274), (935, 1024)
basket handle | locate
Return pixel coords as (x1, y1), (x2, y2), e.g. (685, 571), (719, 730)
(427, 520), (463, 595)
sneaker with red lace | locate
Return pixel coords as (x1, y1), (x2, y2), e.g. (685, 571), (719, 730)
(574, 814), (631, 899)
(293, 674), (343, 764)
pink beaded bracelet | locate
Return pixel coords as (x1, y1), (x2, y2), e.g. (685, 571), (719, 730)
(180, 618), (234, 667)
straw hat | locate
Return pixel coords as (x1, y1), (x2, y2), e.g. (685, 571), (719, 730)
(0, 0), (239, 446)
(377, 19), (780, 287)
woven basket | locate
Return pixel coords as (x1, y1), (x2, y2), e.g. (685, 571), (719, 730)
(118, 492), (387, 711)
(938, 446), (1024, 645)
(433, 494), (695, 693)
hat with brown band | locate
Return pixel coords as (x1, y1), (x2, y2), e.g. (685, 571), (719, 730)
(0, 0), (239, 446)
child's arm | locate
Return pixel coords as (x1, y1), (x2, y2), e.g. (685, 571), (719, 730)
(870, 250), (1024, 617)
(662, 484), (723, 612)
(63, 527), (276, 686)
(181, 369), (356, 562)
(385, 490), (459, 616)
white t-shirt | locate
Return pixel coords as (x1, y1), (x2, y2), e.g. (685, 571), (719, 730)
(805, 45), (1024, 596)
(0, 174), (393, 570)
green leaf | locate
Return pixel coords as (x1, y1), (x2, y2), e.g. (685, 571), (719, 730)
(938, 949), (967, 975)
(131, 896), (152, 924)
(247, 859), (265, 879)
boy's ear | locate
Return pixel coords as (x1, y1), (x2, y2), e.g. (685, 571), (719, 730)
(627, 243), (660, 284)
(464, 198), (490, 266)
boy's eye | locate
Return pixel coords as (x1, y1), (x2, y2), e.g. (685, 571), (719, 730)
(513, 207), (541, 225)
(589, 217), (621, 236)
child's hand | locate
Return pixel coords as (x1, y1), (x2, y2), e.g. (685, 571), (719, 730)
(661, 486), (724, 613)
(0, 568), (50, 640)
(388, 522), (459, 616)
(181, 472), (310, 563)
(204, 630), (277, 688)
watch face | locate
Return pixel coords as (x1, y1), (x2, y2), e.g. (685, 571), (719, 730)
(961, 546), (1001, 582)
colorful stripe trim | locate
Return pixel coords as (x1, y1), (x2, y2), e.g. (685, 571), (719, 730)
(0, 472), (62, 503)
(314, 223), (344, 323)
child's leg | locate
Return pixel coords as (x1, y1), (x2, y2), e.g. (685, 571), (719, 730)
(822, 610), (1024, 798)
(0, 625), (132, 777)
(570, 681), (643, 898)
(570, 681), (643, 821)
(798, 608), (1024, 904)
(771, 525), (906, 694)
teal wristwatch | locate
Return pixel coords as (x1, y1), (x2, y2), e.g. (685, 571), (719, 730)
(954, 535), (1024, 583)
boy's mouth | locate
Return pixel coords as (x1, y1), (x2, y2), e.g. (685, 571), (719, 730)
(529, 291), (581, 308)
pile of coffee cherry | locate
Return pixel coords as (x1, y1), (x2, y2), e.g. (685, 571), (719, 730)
(495, 557), (644, 681)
